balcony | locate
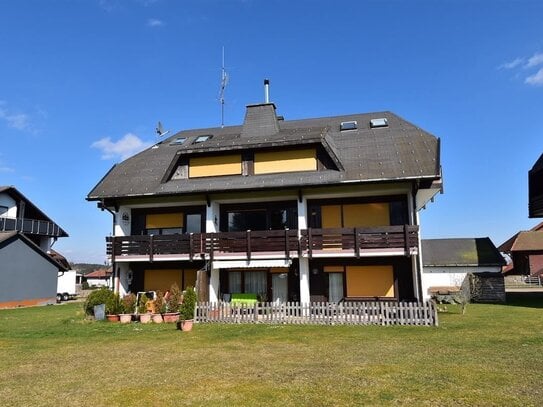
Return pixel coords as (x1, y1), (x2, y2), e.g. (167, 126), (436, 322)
(107, 225), (419, 263)
(0, 216), (65, 237)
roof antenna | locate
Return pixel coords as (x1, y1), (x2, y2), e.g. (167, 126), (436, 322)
(155, 121), (169, 137)
(264, 78), (270, 103)
(219, 46), (229, 128)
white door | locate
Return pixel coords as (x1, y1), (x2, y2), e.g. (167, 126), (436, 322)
(272, 273), (288, 303)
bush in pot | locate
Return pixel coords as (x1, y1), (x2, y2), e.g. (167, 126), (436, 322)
(119, 293), (136, 323)
(164, 283), (182, 323)
(105, 293), (122, 322)
(178, 286), (197, 331)
(138, 293), (152, 323)
(152, 291), (165, 323)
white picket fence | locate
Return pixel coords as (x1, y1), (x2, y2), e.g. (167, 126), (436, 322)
(195, 301), (438, 326)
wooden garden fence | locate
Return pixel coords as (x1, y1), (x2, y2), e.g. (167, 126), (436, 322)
(195, 301), (438, 326)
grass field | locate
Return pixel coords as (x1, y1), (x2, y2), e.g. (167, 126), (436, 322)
(0, 298), (542, 406)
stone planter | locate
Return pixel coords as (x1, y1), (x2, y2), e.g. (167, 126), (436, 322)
(119, 314), (132, 324)
(106, 314), (120, 322)
(163, 312), (180, 323)
(151, 313), (163, 323)
(139, 313), (152, 324)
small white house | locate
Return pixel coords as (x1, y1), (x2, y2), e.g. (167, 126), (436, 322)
(421, 238), (506, 303)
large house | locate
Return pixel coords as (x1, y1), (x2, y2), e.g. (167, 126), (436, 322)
(0, 186), (68, 308)
(87, 101), (442, 304)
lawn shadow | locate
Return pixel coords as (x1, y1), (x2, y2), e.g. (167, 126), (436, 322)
(504, 291), (543, 308)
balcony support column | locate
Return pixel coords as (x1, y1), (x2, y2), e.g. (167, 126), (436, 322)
(209, 267), (220, 303)
(408, 187), (423, 301)
(299, 258), (310, 304)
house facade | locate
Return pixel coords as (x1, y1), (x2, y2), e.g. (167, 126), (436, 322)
(0, 186), (68, 308)
(87, 102), (442, 304)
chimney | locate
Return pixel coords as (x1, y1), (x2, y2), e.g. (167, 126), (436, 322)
(241, 103), (279, 137)
(264, 79), (270, 103)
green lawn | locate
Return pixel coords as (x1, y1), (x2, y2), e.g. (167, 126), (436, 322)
(1, 299), (542, 406)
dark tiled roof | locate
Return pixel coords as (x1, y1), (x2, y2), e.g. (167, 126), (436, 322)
(422, 238), (505, 267)
(88, 106), (441, 200)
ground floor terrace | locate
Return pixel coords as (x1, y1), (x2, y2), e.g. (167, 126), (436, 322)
(114, 256), (419, 304)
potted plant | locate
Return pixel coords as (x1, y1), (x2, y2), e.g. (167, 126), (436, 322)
(138, 293), (152, 324)
(178, 286), (197, 331)
(105, 293), (122, 322)
(119, 293), (136, 323)
(152, 291), (165, 323)
(163, 283), (182, 323)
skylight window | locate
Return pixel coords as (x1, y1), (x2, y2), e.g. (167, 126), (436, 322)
(193, 135), (213, 144)
(340, 121), (357, 131)
(169, 137), (186, 146)
(370, 118), (388, 128)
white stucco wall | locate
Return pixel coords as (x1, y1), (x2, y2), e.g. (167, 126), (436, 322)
(0, 193), (17, 217)
(421, 266), (502, 300)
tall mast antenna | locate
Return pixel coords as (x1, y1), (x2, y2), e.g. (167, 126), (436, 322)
(219, 47), (228, 128)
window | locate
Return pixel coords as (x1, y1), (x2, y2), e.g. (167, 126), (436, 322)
(193, 135), (213, 144)
(227, 270), (267, 297)
(222, 202), (297, 232)
(340, 121), (357, 131)
(370, 118), (388, 128)
(169, 137), (186, 145)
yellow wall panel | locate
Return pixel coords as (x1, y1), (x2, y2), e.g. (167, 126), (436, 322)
(321, 205), (342, 228)
(144, 269), (182, 292)
(189, 154), (242, 178)
(146, 213), (183, 229)
(183, 269), (197, 289)
(254, 149), (317, 175)
(343, 203), (390, 227)
(346, 265), (395, 298)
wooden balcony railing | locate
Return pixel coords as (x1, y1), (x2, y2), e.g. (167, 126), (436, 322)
(106, 226), (419, 261)
(0, 216), (64, 237)
(300, 225), (419, 258)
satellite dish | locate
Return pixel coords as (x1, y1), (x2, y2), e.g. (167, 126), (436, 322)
(156, 121), (169, 137)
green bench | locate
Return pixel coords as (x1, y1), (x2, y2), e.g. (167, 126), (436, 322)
(230, 293), (258, 305)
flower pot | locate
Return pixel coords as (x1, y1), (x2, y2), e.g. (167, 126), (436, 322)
(163, 312), (180, 323)
(106, 314), (120, 322)
(180, 319), (194, 332)
(119, 314), (132, 324)
(139, 313), (152, 324)
(151, 313), (163, 323)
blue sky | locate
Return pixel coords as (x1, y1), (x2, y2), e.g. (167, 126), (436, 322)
(1, 0), (542, 264)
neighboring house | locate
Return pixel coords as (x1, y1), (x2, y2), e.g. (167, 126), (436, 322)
(0, 186), (69, 308)
(87, 99), (442, 304)
(529, 153), (543, 218)
(421, 238), (506, 303)
(84, 268), (113, 288)
(499, 222), (543, 277)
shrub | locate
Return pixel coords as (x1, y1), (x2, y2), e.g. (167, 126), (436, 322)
(166, 283), (182, 313)
(122, 293), (137, 314)
(179, 286), (197, 321)
(154, 291), (166, 314)
(137, 293), (149, 314)
(84, 288), (116, 316)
